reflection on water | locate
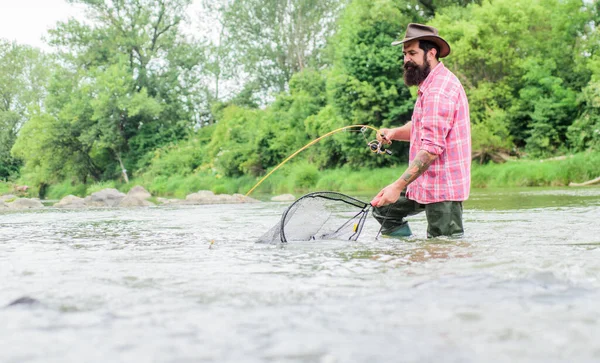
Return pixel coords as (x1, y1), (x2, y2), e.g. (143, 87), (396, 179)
(340, 241), (472, 266)
(466, 186), (600, 210)
(1, 187), (600, 362)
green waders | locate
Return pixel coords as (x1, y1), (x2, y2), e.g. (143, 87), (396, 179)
(372, 192), (464, 238)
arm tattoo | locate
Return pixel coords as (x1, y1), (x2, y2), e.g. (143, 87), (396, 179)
(400, 150), (438, 184)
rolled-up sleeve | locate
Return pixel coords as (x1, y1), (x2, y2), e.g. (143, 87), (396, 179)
(420, 92), (454, 156)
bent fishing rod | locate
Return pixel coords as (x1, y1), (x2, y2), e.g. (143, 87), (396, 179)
(245, 124), (391, 197)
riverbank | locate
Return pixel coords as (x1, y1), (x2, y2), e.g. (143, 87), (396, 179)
(471, 151), (600, 188)
(4, 151), (600, 201)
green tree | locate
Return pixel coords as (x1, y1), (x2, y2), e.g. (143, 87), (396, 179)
(14, 0), (212, 185)
(431, 0), (593, 158)
(568, 50), (600, 152)
(0, 40), (50, 180)
(206, 105), (262, 177)
(195, 0), (239, 112)
(83, 62), (163, 182)
(0, 111), (21, 180)
(418, 0), (482, 16)
(49, 0), (205, 157)
(316, 0), (422, 168)
(221, 0), (346, 97)
(12, 112), (102, 185)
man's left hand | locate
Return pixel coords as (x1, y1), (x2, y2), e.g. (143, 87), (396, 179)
(371, 182), (403, 207)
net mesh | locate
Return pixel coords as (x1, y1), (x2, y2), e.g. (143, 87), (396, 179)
(258, 192), (371, 243)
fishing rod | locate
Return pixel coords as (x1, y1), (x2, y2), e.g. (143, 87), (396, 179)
(245, 124), (391, 197)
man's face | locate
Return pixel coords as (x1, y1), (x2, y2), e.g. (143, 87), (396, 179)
(402, 40), (431, 86)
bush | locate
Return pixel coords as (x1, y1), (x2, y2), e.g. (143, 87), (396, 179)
(293, 163), (320, 189)
(0, 181), (12, 195)
(139, 128), (214, 178)
(46, 180), (87, 199)
(471, 152), (600, 188)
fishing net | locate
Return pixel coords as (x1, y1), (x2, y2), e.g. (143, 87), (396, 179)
(258, 191), (372, 243)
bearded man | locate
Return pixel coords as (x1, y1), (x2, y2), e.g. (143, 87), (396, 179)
(370, 23), (471, 238)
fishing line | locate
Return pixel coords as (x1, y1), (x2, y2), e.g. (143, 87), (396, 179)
(375, 207), (391, 239)
(245, 124), (389, 197)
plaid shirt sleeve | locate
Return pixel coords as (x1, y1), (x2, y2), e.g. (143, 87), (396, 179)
(420, 93), (455, 156)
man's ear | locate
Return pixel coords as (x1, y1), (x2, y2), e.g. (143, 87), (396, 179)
(427, 48), (437, 61)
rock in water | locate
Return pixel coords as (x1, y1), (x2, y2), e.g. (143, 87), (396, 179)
(6, 296), (41, 307)
(84, 188), (126, 207)
(6, 198), (44, 209)
(54, 195), (86, 208)
(271, 194), (296, 202)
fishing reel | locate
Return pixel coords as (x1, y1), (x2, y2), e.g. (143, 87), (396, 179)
(367, 140), (392, 155)
(360, 126), (392, 155)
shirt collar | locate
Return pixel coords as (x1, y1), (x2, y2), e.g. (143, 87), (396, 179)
(418, 62), (445, 94)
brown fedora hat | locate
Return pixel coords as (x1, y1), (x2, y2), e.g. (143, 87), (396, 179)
(392, 23), (451, 58)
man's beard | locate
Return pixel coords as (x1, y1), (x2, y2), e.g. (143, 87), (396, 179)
(403, 56), (431, 86)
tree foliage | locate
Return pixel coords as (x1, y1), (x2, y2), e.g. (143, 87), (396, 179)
(0, 41), (50, 180)
(8, 0), (600, 191)
(431, 0), (594, 158)
(221, 0), (345, 98)
(13, 0), (208, 185)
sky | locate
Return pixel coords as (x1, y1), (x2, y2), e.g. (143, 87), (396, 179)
(0, 0), (87, 50)
(0, 0), (205, 51)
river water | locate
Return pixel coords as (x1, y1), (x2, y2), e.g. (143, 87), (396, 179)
(1, 187), (600, 363)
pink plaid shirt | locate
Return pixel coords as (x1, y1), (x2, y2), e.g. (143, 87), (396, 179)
(406, 62), (471, 204)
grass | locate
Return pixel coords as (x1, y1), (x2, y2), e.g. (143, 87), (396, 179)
(137, 173), (256, 199)
(45, 180), (88, 199)
(471, 152), (600, 188)
(0, 181), (12, 195)
(10, 151), (600, 201)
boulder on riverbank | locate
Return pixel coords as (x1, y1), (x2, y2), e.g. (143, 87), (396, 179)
(156, 197), (179, 205)
(118, 195), (154, 207)
(83, 188), (126, 207)
(3, 187), (260, 210)
(54, 195), (86, 208)
(127, 185), (152, 199)
(232, 193), (260, 203)
(117, 186), (154, 207)
(180, 190), (260, 205)
(6, 198), (44, 209)
(53, 188), (154, 208)
(271, 194), (295, 202)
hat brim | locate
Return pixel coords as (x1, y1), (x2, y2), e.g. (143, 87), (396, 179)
(391, 35), (451, 58)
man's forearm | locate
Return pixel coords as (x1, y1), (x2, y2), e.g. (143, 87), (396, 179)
(392, 149), (438, 189)
(391, 121), (412, 141)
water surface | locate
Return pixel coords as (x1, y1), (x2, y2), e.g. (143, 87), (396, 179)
(1, 187), (600, 362)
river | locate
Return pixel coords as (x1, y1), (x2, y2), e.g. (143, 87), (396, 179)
(1, 187), (600, 362)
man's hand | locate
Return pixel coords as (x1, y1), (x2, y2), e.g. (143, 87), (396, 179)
(377, 128), (392, 145)
(371, 149), (438, 208)
(371, 182), (403, 207)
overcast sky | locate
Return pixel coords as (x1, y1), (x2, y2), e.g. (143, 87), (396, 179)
(0, 0), (85, 50)
(0, 0), (205, 51)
